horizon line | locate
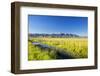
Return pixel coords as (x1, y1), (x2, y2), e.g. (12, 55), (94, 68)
(28, 33), (88, 37)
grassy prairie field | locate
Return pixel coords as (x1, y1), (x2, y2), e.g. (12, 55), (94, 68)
(28, 37), (88, 60)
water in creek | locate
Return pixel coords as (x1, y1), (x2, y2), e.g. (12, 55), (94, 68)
(32, 42), (74, 59)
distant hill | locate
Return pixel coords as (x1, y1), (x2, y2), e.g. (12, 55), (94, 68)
(28, 33), (84, 38)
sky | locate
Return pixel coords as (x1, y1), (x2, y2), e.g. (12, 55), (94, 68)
(28, 15), (88, 36)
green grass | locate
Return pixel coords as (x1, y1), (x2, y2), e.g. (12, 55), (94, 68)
(28, 37), (88, 60)
(28, 41), (57, 60)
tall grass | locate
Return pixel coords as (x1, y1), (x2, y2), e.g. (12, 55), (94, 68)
(28, 41), (57, 60)
(28, 37), (88, 60)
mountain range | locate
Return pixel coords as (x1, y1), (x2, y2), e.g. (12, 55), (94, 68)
(29, 33), (87, 38)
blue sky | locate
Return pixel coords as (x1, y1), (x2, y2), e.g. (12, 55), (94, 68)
(28, 15), (88, 36)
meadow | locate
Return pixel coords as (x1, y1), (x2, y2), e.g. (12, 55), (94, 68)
(28, 37), (88, 60)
